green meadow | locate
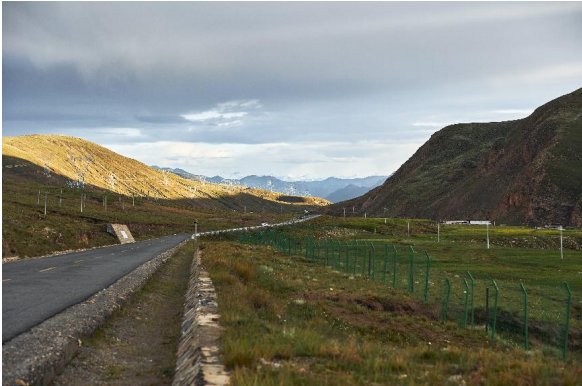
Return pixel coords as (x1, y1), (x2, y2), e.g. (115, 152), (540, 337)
(200, 215), (581, 384)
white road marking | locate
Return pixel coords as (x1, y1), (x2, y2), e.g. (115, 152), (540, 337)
(39, 266), (56, 273)
(3, 279), (12, 282)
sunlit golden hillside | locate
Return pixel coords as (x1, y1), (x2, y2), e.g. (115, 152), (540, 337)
(2, 134), (329, 207)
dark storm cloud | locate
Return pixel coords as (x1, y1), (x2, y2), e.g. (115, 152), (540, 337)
(3, 2), (582, 177)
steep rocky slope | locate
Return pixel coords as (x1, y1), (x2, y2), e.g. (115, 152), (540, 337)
(330, 88), (582, 226)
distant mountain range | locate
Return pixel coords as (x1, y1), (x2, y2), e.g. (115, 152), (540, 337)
(329, 87), (582, 226)
(151, 167), (388, 203)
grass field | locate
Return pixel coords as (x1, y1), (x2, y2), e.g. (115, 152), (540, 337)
(202, 238), (581, 385)
(271, 217), (582, 352)
(282, 216), (582, 288)
(195, 215), (582, 384)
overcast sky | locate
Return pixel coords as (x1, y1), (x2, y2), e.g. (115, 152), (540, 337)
(3, 2), (582, 180)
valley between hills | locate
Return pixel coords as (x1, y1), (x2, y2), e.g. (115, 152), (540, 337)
(3, 88), (582, 386)
(3, 88), (582, 258)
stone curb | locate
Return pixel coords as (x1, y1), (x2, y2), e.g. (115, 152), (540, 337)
(2, 240), (189, 386)
(173, 250), (230, 386)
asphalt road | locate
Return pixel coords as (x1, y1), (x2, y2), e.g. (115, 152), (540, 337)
(2, 214), (320, 343)
(2, 233), (189, 343)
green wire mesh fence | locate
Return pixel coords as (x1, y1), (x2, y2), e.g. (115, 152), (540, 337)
(238, 229), (578, 361)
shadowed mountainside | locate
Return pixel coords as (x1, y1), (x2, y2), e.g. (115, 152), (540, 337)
(329, 87), (582, 226)
(325, 184), (376, 203)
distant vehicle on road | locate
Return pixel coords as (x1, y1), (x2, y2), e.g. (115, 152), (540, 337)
(261, 222), (270, 226)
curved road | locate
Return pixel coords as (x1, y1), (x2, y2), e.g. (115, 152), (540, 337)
(2, 214), (320, 343)
(2, 233), (189, 343)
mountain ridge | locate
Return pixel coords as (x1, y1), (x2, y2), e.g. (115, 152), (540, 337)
(2, 135), (330, 211)
(152, 167), (387, 202)
(329, 87), (582, 226)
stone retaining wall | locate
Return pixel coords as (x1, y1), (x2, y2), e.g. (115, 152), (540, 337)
(173, 250), (229, 386)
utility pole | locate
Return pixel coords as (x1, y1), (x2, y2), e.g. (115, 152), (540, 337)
(69, 155), (93, 214)
(407, 220), (410, 238)
(437, 221), (440, 243)
(37, 190), (41, 205)
(343, 207), (346, 218)
(44, 193), (47, 216)
(163, 170), (169, 187)
(108, 173), (117, 191)
(352, 206), (355, 214)
(486, 222), (490, 249)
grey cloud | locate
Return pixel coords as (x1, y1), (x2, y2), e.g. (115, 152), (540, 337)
(3, 2), (582, 177)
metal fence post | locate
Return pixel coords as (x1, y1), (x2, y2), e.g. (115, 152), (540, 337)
(467, 272), (475, 326)
(368, 242), (375, 279)
(462, 278), (469, 328)
(423, 251), (431, 303)
(337, 240), (342, 270)
(345, 241), (350, 272)
(519, 281), (529, 350)
(485, 287), (489, 333)
(441, 278), (451, 321)
(367, 248), (372, 279)
(392, 245), (398, 289)
(408, 246), (415, 293)
(361, 243), (366, 276)
(353, 241), (358, 275)
(562, 282), (572, 361)
(490, 280), (499, 339)
(382, 244), (388, 284)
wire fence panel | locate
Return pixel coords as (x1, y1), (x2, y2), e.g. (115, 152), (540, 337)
(238, 230), (578, 361)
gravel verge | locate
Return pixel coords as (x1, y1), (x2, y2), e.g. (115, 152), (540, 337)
(2, 239), (189, 386)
